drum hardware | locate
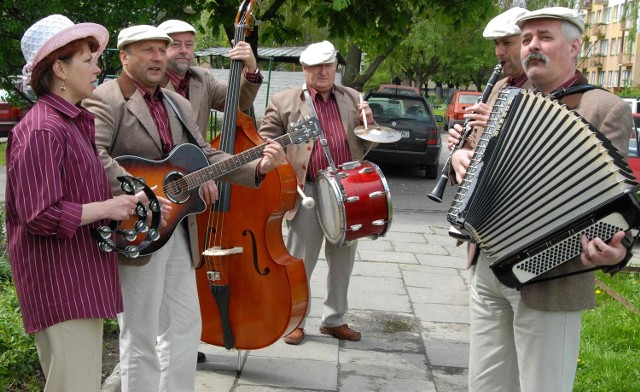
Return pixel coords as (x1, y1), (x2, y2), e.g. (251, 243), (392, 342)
(346, 196), (360, 202)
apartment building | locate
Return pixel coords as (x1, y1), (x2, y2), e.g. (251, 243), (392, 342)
(580, 0), (639, 92)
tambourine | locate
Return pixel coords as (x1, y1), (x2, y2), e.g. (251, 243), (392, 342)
(91, 176), (161, 258)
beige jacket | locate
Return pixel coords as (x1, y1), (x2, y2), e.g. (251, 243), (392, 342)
(258, 85), (375, 220)
(83, 72), (259, 266)
(162, 66), (261, 139)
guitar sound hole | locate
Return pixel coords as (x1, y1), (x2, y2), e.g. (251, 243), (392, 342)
(165, 172), (190, 204)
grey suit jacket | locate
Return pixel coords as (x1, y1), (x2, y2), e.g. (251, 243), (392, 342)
(163, 66), (261, 139)
(258, 84), (375, 220)
(464, 76), (632, 311)
(83, 73), (260, 266)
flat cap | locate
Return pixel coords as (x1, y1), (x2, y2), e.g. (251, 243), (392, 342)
(516, 7), (585, 34)
(300, 41), (337, 66)
(117, 25), (172, 49)
(157, 19), (196, 35)
(483, 7), (528, 39)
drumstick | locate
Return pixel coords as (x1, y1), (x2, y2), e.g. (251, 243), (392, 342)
(359, 94), (368, 130)
(297, 185), (315, 209)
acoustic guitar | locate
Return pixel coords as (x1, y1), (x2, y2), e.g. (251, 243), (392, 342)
(109, 117), (320, 256)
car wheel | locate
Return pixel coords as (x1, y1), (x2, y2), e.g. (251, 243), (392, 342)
(425, 164), (439, 179)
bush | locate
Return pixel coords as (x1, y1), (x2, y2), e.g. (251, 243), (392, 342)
(0, 281), (41, 391)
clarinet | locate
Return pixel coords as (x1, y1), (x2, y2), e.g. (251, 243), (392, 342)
(427, 62), (504, 202)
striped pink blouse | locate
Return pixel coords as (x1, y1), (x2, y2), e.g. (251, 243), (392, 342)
(6, 94), (123, 334)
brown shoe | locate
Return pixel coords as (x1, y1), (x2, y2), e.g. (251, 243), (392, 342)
(283, 328), (305, 345)
(319, 324), (361, 341)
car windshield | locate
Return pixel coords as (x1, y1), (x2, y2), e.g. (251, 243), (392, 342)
(368, 96), (433, 122)
(458, 94), (480, 104)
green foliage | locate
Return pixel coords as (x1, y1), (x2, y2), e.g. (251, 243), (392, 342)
(618, 85), (640, 98)
(0, 203), (10, 283)
(0, 0), (208, 88)
(0, 282), (40, 391)
(575, 272), (640, 391)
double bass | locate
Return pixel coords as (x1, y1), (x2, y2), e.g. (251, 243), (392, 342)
(195, 0), (309, 350)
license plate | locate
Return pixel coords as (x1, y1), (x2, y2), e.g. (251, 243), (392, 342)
(400, 130), (410, 138)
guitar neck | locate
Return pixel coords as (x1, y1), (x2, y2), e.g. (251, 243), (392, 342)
(184, 132), (296, 190)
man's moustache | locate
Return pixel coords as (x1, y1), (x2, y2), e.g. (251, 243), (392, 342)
(524, 52), (549, 68)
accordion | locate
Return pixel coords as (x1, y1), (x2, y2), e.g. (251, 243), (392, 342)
(449, 87), (640, 288)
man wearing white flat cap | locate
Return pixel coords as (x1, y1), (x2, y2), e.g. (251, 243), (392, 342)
(449, 7), (530, 170)
(258, 40), (376, 345)
(157, 19), (262, 140)
(450, 7), (633, 392)
(83, 24), (285, 392)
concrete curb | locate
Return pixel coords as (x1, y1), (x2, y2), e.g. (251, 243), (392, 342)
(101, 363), (120, 392)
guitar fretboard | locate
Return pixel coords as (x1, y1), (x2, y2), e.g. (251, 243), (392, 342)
(184, 132), (296, 190)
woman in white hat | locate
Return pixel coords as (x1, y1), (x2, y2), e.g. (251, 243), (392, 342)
(6, 14), (138, 391)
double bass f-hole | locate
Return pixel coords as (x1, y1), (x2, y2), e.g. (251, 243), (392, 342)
(243, 229), (269, 276)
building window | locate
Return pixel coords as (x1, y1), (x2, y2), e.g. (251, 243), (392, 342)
(598, 71), (605, 86)
(622, 70), (632, 87)
(601, 39), (609, 55)
(611, 38), (617, 55)
(604, 7), (611, 24)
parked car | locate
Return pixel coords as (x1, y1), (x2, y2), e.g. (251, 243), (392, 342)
(0, 78), (30, 138)
(377, 84), (421, 96)
(364, 90), (442, 179)
(443, 90), (482, 130)
(628, 113), (640, 181)
(0, 90), (23, 138)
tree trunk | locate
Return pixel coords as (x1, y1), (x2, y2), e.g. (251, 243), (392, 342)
(342, 45), (362, 89)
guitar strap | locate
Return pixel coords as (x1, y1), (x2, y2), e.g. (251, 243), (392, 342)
(163, 92), (200, 147)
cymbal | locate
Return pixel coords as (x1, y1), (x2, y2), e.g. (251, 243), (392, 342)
(354, 125), (402, 143)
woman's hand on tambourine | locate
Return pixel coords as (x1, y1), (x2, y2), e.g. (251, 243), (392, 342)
(258, 139), (286, 175)
(104, 195), (139, 221)
(82, 194), (139, 225)
(136, 186), (173, 228)
(451, 148), (474, 184)
(580, 231), (627, 267)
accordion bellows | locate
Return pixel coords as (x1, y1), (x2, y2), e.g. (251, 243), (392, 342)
(449, 88), (640, 288)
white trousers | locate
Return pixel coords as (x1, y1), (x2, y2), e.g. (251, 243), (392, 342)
(287, 182), (357, 328)
(118, 225), (201, 392)
(468, 252), (582, 392)
(34, 318), (103, 392)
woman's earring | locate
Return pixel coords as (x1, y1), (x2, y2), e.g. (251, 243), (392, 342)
(60, 79), (66, 91)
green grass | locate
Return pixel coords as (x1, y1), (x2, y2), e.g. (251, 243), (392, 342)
(432, 106), (445, 131)
(574, 271), (640, 391)
(0, 142), (5, 166)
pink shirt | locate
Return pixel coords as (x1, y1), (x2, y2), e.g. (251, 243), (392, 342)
(6, 94), (123, 334)
(306, 86), (351, 180)
(130, 80), (173, 155)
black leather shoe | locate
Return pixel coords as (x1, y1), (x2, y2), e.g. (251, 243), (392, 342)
(197, 351), (206, 363)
